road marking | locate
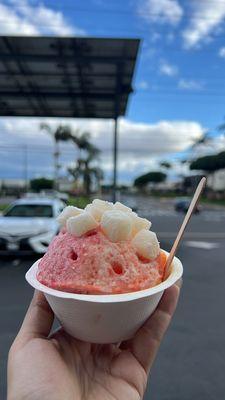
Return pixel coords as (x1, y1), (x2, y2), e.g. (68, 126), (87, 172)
(184, 241), (220, 250)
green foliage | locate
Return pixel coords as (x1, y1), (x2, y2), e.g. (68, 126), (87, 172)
(160, 161), (171, 169)
(68, 134), (102, 195)
(190, 151), (225, 172)
(68, 196), (90, 209)
(217, 151), (225, 169)
(40, 123), (72, 142)
(201, 197), (225, 207)
(30, 178), (54, 192)
(0, 204), (8, 212)
(134, 171), (167, 187)
(40, 123), (102, 195)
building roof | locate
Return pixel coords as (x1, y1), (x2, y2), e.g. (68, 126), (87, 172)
(0, 36), (140, 119)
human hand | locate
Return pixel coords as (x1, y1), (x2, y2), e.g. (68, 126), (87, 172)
(8, 283), (181, 400)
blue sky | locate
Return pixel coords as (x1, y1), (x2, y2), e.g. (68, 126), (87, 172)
(0, 0), (225, 183)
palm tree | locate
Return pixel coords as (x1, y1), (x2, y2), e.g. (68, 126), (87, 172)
(40, 123), (102, 194)
(70, 131), (100, 157)
(68, 136), (102, 195)
(40, 123), (73, 190)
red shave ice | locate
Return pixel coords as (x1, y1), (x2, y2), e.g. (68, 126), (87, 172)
(37, 228), (167, 295)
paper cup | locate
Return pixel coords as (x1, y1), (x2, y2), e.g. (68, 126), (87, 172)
(25, 251), (183, 343)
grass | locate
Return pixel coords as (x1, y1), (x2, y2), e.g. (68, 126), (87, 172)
(68, 196), (90, 209)
(0, 204), (8, 212)
(1, 194), (225, 212)
(200, 197), (225, 207)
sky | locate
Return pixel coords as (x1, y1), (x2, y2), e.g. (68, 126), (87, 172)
(1, 0), (225, 184)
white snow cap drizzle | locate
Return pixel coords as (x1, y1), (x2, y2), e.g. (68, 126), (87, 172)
(57, 199), (158, 259)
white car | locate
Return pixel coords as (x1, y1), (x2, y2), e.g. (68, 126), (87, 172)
(0, 197), (65, 254)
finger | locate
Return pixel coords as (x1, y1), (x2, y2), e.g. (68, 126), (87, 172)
(18, 290), (54, 341)
(123, 283), (180, 374)
(176, 278), (183, 289)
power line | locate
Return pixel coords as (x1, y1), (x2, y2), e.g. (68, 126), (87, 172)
(134, 89), (225, 96)
(0, 25), (225, 43)
(129, 96), (225, 104)
(1, 86), (225, 95)
(0, 144), (77, 154)
(137, 81), (225, 86)
(3, 2), (225, 22)
(0, 127), (221, 140)
(0, 22), (225, 43)
(29, 0), (225, 9)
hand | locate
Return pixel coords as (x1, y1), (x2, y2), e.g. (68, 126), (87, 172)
(8, 283), (181, 400)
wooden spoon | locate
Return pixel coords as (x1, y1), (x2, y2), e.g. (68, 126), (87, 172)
(163, 177), (207, 280)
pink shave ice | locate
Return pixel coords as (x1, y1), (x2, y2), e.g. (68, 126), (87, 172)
(37, 227), (167, 295)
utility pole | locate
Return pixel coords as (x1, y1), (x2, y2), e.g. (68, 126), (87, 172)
(113, 117), (118, 203)
(23, 144), (28, 192)
(54, 140), (60, 192)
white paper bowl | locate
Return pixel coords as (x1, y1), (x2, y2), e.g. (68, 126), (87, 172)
(25, 251), (183, 343)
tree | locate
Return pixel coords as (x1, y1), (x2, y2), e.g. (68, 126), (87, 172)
(40, 124), (73, 190)
(190, 152), (225, 191)
(68, 132), (102, 195)
(190, 152), (225, 173)
(30, 178), (53, 192)
(40, 123), (72, 143)
(216, 151), (225, 169)
(134, 171), (167, 187)
(68, 161), (102, 196)
(160, 161), (171, 169)
(40, 124), (102, 195)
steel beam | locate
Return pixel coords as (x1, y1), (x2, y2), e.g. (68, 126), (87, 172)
(112, 117), (118, 203)
(0, 91), (129, 99)
(0, 53), (136, 64)
(0, 72), (133, 78)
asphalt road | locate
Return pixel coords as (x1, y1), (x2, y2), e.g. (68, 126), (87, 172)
(0, 205), (225, 399)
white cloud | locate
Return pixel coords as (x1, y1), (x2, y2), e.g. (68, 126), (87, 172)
(0, 117), (204, 154)
(159, 60), (178, 76)
(178, 79), (204, 91)
(0, 0), (85, 36)
(0, 2), (38, 35)
(0, 117), (205, 182)
(139, 0), (183, 25)
(182, 0), (225, 48)
(218, 47), (225, 58)
(136, 80), (149, 90)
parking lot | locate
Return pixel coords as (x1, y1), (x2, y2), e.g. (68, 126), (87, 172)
(1, 200), (225, 399)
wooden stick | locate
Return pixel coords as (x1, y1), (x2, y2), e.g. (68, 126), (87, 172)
(163, 177), (207, 280)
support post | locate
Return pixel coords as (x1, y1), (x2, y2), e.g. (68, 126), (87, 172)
(23, 144), (28, 192)
(54, 140), (60, 192)
(112, 117), (118, 203)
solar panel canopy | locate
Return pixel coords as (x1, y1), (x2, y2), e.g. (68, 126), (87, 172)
(0, 36), (140, 118)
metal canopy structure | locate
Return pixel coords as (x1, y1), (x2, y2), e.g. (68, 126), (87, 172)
(0, 35), (140, 199)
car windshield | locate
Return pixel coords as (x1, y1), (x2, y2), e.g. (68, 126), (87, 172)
(4, 204), (53, 218)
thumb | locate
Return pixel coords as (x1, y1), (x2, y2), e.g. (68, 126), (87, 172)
(18, 290), (54, 341)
